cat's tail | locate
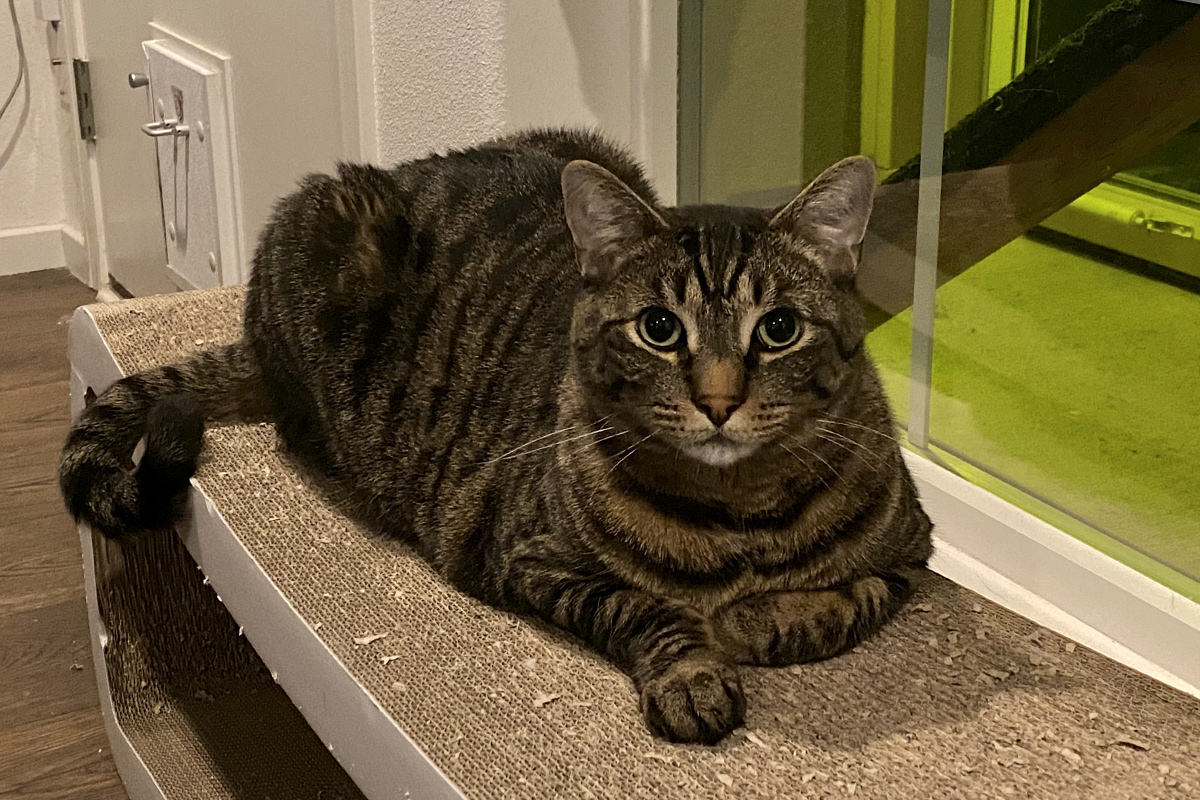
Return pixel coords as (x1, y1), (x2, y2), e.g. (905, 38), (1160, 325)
(59, 340), (268, 539)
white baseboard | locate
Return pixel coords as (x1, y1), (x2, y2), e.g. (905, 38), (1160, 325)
(0, 223), (91, 277)
(908, 451), (1200, 699)
(61, 225), (89, 284)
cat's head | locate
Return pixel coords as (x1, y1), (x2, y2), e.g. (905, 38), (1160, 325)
(563, 156), (875, 470)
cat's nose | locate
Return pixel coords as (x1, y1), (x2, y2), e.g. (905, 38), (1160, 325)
(695, 396), (742, 427)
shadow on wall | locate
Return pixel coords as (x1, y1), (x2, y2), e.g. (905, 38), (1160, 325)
(500, 2), (635, 144)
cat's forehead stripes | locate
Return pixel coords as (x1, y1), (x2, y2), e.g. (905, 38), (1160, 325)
(674, 222), (761, 304)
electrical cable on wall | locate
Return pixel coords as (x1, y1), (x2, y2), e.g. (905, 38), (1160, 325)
(1, 0), (27, 123)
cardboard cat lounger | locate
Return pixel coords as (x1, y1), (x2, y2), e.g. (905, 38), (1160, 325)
(68, 285), (1200, 799)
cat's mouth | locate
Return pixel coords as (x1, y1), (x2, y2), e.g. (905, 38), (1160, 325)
(680, 434), (759, 468)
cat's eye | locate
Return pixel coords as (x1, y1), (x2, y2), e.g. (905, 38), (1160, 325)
(637, 307), (683, 349)
(756, 308), (802, 351)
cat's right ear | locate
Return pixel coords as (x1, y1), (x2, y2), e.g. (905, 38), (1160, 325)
(562, 160), (665, 282)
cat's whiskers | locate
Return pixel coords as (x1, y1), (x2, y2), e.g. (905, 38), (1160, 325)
(779, 444), (832, 489)
(578, 430), (653, 507)
(480, 417), (614, 465)
(603, 431), (657, 479)
(782, 434), (837, 480)
(813, 427), (884, 472)
(559, 428), (632, 460)
(487, 425), (581, 462)
(817, 416), (898, 443)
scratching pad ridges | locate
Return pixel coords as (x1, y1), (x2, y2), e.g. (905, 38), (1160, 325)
(82, 287), (1200, 800)
(91, 519), (363, 798)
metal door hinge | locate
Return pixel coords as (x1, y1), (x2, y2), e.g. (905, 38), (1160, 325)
(72, 59), (96, 141)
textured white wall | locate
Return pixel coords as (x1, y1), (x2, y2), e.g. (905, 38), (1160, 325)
(370, 0), (676, 198)
(502, 2), (633, 140)
(503, 1), (677, 202)
(371, 0), (507, 163)
(0, 5), (72, 231)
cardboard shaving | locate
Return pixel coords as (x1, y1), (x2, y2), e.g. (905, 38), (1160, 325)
(1059, 747), (1082, 765)
(391, 681), (408, 693)
(644, 753), (674, 763)
(353, 633), (388, 646)
(716, 772), (733, 788)
(381, 655), (402, 665)
(533, 691), (562, 708)
(1064, 642), (1077, 653)
(744, 730), (768, 749)
(1103, 738), (1150, 752)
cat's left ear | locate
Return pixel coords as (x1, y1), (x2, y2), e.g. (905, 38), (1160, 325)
(562, 160), (666, 282)
(768, 156), (876, 278)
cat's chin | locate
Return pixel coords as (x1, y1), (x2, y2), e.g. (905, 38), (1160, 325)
(681, 436), (759, 468)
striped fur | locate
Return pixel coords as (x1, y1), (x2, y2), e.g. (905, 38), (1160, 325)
(60, 342), (266, 538)
(61, 129), (932, 744)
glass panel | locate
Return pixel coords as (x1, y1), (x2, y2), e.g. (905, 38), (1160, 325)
(1031, 1), (1200, 280)
(918, 2), (1200, 596)
(682, 0), (930, 325)
(680, 0), (1200, 598)
(1124, 121), (1200, 199)
(688, 0), (870, 207)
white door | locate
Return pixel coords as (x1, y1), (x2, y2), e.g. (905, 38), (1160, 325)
(66, 0), (373, 297)
(69, 0), (170, 296)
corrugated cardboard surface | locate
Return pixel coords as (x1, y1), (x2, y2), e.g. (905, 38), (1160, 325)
(84, 287), (1200, 799)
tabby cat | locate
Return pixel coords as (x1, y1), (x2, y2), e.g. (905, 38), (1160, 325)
(61, 129), (932, 744)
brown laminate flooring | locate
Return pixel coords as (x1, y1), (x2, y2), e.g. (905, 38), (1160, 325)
(0, 269), (127, 799)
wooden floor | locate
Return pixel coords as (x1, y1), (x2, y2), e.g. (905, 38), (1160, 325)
(0, 270), (127, 799)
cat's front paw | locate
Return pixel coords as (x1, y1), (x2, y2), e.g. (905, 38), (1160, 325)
(639, 657), (745, 744)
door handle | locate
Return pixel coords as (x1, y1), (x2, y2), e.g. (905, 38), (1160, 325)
(142, 116), (191, 244)
(141, 118), (189, 138)
(1130, 211), (1194, 239)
